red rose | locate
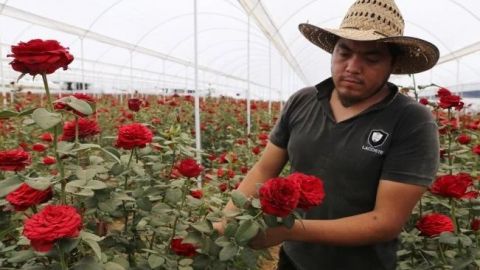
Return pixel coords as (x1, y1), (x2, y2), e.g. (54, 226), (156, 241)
(457, 134), (471, 145)
(287, 172), (325, 210)
(170, 238), (197, 257)
(416, 213), (454, 237)
(258, 133), (269, 140)
(240, 166), (249, 174)
(190, 189), (203, 199)
(0, 148), (31, 171)
(437, 88), (452, 97)
(39, 132), (53, 142)
(42, 156), (56, 165)
(23, 205), (82, 252)
(472, 218), (480, 231)
(60, 118), (101, 141)
(473, 145), (480, 155)
(419, 98), (429, 105)
(32, 143), (47, 152)
(439, 94), (461, 109)
(252, 146), (261, 155)
(128, 98), (142, 112)
(8, 39), (74, 75)
(72, 93), (95, 104)
(218, 183), (228, 192)
(6, 183), (53, 211)
(430, 173), (477, 199)
(115, 123), (153, 150)
(259, 177), (301, 217)
(176, 158), (202, 178)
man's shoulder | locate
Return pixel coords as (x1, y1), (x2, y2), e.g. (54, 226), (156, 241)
(290, 86), (318, 100)
(392, 94), (436, 124)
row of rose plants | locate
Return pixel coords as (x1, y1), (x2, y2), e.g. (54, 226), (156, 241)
(397, 89), (480, 269)
(0, 39), (299, 270)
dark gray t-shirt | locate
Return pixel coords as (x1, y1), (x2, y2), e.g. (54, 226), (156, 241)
(269, 78), (439, 270)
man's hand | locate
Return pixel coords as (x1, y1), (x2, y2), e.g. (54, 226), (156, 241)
(249, 226), (289, 250)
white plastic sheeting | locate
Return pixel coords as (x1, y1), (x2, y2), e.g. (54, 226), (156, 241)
(1, 0), (480, 98)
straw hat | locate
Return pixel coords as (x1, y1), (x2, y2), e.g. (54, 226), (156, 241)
(299, 0), (439, 74)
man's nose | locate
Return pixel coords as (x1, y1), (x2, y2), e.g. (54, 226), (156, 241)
(345, 55), (362, 73)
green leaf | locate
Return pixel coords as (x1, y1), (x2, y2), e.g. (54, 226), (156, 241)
(234, 220), (260, 245)
(0, 175), (23, 197)
(76, 168), (97, 182)
(224, 222), (238, 238)
(82, 237), (103, 260)
(219, 244), (238, 261)
(55, 96), (93, 115)
(264, 214), (280, 227)
(251, 198), (261, 209)
(165, 188), (182, 204)
(17, 107), (36, 117)
(110, 163), (125, 176)
(439, 231), (459, 245)
(25, 176), (52, 191)
(71, 256), (103, 270)
(0, 110), (18, 119)
(57, 141), (75, 154)
(179, 258), (194, 266)
(282, 214), (295, 229)
(86, 180), (108, 190)
(214, 236), (231, 247)
(89, 156), (104, 165)
(58, 237), (81, 253)
(148, 254), (165, 268)
(191, 220), (213, 234)
(136, 197), (152, 211)
(104, 262), (126, 270)
(80, 231), (104, 242)
(7, 249), (35, 263)
(231, 190), (248, 209)
(32, 108), (62, 130)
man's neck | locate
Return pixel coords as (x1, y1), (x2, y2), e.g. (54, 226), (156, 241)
(329, 85), (390, 123)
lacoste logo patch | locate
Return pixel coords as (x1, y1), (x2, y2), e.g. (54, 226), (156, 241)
(362, 129), (389, 155)
(367, 130), (388, 147)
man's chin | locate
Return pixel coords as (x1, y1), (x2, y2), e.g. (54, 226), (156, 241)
(337, 93), (363, 108)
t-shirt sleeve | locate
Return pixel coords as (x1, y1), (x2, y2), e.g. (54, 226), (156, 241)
(381, 104), (440, 186)
(269, 98), (292, 149)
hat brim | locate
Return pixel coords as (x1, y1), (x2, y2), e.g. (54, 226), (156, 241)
(299, 23), (439, 74)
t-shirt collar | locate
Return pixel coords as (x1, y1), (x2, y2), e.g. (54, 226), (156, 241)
(314, 77), (399, 111)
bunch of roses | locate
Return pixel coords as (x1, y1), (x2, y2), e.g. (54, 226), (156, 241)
(259, 172), (325, 217)
(436, 87), (463, 110)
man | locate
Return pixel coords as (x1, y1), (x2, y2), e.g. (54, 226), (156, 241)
(218, 0), (440, 269)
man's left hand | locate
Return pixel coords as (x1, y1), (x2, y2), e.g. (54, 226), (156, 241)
(249, 226), (289, 250)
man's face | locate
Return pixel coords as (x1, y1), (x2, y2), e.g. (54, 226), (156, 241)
(331, 38), (394, 107)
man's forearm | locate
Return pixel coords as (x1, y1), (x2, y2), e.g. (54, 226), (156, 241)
(284, 210), (399, 246)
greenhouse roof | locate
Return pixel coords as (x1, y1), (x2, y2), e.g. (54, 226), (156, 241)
(1, 0), (480, 99)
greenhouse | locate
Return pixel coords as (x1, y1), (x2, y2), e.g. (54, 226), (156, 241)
(1, 0), (480, 269)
